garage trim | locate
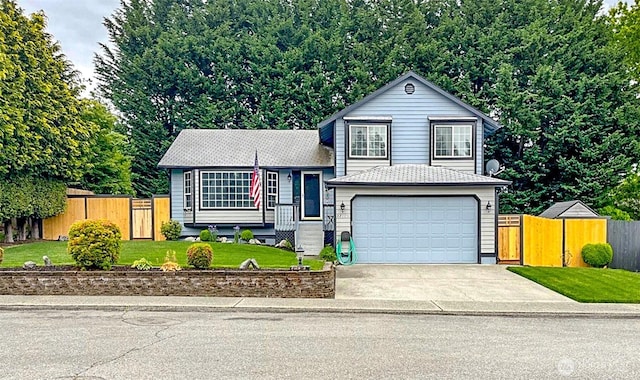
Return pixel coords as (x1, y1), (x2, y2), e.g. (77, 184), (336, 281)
(350, 194), (481, 263)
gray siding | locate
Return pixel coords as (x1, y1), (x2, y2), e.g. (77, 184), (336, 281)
(560, 203), (599, 218)
(278, 169), (293, 204)
(170, 169), (200, 236)
(343, 79), (476, 169)
(336, 119), (345, 176)
(476, 119), (483, 174)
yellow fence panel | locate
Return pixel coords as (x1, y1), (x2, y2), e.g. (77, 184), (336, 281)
(42, 198), (86, 240)
(86, 197), (131, 241)
(153, 197), (170, 241)
(564, 219), (608, 267)
(498, 226), (521, 263)
(522, 215), (563, 267)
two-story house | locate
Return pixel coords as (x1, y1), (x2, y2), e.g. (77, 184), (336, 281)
(158, 71), (510, 264)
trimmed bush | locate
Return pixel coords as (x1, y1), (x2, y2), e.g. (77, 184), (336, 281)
(68, 219), (122, 270)
(186, 243), (213, 269)
(160, 220), (182, 240)
(240, 229), (254, 241)
(199, 229), (212, 242)
(319, 245), (336, 261)
(161, 250), (181, 272)
(582, 243), (614, 268)
(131, 258), (153, 271)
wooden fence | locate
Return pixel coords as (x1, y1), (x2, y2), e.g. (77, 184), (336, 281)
(43, 195), (170, 241)
(498, 215), (607, 267)
(607, 220), (640, 272)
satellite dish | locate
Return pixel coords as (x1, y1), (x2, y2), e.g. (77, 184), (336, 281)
(485, 159), (504, 176)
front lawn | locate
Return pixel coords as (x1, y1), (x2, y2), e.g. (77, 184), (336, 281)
(508, 266), (640, 303)
(0, 241), (325, 270)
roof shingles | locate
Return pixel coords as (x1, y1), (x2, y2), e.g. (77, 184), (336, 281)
(326, 164), (510, 186)
(158, 129), (333, 168)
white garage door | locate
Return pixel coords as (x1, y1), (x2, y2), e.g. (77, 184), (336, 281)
(352, 196), (478, 263)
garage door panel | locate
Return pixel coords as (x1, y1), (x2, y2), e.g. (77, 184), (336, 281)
(353, 196), (478, 264)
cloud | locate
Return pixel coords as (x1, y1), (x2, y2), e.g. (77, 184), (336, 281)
(17, 0), (121, 91)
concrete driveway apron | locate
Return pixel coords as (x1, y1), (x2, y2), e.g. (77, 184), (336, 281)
(335, 264), (573, 302)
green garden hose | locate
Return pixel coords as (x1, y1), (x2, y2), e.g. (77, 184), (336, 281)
(336, 237), (357, 265)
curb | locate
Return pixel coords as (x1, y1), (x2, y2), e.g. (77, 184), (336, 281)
(2, 303), (640, 319)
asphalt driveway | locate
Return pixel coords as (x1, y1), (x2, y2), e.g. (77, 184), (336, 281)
(335, 264), (573, 302)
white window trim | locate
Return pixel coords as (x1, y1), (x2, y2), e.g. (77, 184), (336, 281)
(266, 171), (278, 210)
(183, 171), (192, 210)
(199, 170), (255, 210)
(349, 124), (388, 159)
(433, 124), (473, 159)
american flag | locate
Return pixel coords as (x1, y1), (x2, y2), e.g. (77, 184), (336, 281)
(250, 151), (262, 209)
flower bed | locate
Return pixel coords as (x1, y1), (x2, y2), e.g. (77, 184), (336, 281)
(0, 262), (335, 298)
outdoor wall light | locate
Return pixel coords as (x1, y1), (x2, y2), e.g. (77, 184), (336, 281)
(287, 173), (292, 182)
(340, 202), (346, 212)
(486, 201), (492, 212)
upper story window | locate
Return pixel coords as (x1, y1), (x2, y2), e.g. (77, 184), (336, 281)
(266, 172), (278, 209)
(349, 124), (388, 159)
(200, 171), (254, 209)
(434, 124), (473, 158)
(183, 171), (192, 209)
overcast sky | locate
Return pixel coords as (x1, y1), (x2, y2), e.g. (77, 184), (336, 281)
(16, 0), (631, 95)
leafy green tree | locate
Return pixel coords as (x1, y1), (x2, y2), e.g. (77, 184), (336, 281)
(0, 1), (97, 241)
(609, 1), (640, 78)
(79, 99), (134, 195)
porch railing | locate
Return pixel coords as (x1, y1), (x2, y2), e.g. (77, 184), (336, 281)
(275, 203), (295, 231)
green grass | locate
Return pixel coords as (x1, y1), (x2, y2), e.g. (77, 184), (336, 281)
(0, 241), (325, 270)
(508, 266), (640, 303)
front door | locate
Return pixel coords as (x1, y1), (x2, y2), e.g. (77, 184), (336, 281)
(302, 172), (322, 220)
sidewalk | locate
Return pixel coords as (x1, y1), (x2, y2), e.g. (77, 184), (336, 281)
(1, 295), (640, 318)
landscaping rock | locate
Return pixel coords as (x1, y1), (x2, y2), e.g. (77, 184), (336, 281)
(57, 235), (69, 241)
(43, 256), (52, 266)
(184, 237), (196, 242)
(23, 261), (37, 270)
(239, 258), (260, 270)
(219, 237), (227, 243)
(275, 240), (288, 248)
(249, 238), (262, 245)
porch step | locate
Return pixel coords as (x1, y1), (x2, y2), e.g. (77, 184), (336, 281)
(296, 223), (325, 256)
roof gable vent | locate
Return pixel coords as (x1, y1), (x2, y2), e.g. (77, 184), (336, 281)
(404, 83), (415, 95)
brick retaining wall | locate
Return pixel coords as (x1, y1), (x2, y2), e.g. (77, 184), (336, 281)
(0, 263), (335, 298)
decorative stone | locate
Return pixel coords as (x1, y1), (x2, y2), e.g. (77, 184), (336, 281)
(219, 237), (227, 243)
(275, 240), (288, 248)
(43, 256), (52, 266)
(239, 258), (260, 270)
(249, 238), (262, 245)
(23, 261), (37, 269)
(57, 235), (69, 241)
(184, 237), (196, 242)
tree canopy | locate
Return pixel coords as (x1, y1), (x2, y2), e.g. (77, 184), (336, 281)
(96, 0), (640, 215)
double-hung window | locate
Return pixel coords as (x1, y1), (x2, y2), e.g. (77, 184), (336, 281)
(200, 171), (253, 209)
(349, 124), (388, 158)
(183, 171), (192, 209)
(266, 172), (278, 209)
(434, 124), (473, 158)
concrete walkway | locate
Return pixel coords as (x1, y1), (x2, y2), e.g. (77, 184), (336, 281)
(335, 264), (572, 302)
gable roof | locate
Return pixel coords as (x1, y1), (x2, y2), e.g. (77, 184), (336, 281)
(538, 200), (600, 219)
(326, 164), (511, 187)
(317, 71), (502, 134)
(158, 129), (333, 169)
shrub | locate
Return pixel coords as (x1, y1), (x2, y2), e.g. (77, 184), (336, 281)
(186, 243), (213, 269)
(199, 229), (212, 242)
(240, 229), (254, 241)
(319, 245), (336, 261)
(208, 225), (218, 242)
(161, 250), (181, 272)
(131, 258), (153, 271)
(68, 219), (121, 270)
(0, 246), (4, 264)
(582, 243), (614, 268)
(160, 220), (182, 240)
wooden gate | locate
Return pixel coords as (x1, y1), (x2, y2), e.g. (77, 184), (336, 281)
(498, 215), (521, 264)
(131, 199), (152, 239)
